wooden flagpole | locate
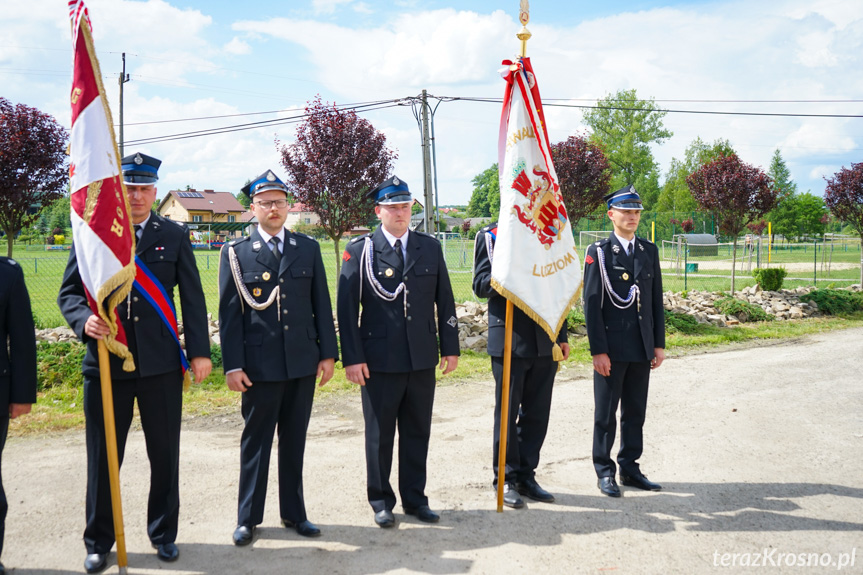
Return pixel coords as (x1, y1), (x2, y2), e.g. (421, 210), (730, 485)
(496, 1), (533, 513)
(97, 340), (128, 573)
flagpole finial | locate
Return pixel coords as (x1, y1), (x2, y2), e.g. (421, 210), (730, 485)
(517, 0), (531, 57)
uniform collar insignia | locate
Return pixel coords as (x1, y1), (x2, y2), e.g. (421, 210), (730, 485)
(612, 244), (620, 254)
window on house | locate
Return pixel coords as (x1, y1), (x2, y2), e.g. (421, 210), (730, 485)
(228, 215), (236, 222)
(304, 218), (311, 224)
(192, 215), (202, 223)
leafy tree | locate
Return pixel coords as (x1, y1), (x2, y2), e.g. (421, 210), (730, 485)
(687, 154), (778, 293)
(0, 98), (69, 256)
(466, 164), (499, 218)
(235, 191), (251, 209)
(765, 149), (798, 242)
(550, 134), (611, 224)
(657, 137), (735, 212)
(278, 96), (396, 276)
(581, 89), (672, 209)
(824, 161), (863, 285)
(796, 192), (827, 238)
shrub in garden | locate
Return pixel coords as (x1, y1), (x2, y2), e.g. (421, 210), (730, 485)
(752, 267), (787, 291)
(800, 289), (863, 315)
(37, 341), (85, 391)
(715, 297), (773, 322)
(664, 309), (702, 334)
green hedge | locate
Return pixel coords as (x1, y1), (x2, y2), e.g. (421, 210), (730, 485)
(800, 289), (863, 315)
(752, 267), (788, 291)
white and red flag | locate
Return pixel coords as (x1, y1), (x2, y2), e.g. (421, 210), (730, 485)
(491, 57), (582, 352)
(68, 0), (136, 370)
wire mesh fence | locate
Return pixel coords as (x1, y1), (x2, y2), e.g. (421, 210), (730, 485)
(15, 232), (862, 329)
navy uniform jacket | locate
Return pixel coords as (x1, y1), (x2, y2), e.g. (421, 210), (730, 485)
(582, 233), (665, 362)
(472, 224), (567, 358)
(58, 213), (211, 379)
(338, 227), (460, 372)
(219, 228), (338, 382)
(0, 258), (37, 415)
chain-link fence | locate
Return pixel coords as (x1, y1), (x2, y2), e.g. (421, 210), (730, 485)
(16, 231), (862, 329)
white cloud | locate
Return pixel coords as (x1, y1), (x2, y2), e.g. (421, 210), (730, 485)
(312, 0), (355, 16)
(224, 37), (252, 56)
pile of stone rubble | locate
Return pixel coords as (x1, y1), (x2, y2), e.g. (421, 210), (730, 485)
(35, 284), (861, 347)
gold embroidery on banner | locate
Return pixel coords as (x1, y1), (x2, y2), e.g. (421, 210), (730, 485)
(71, 87), (82, 105)
(83, 180), (102, 223)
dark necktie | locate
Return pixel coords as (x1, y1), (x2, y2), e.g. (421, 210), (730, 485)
(134, 224), (142, 241)
(394, 239), (404, 269)
(270, 236), (281, 261)
(627, 242), (633, 256)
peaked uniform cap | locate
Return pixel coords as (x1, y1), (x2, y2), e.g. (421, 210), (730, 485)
(121, 152), (161, 185)
(241, 169), (289, 198)
(604, 185), (644, 210)
(366, 176), (412, 205)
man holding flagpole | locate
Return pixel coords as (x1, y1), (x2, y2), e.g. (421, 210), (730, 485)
(474, 223), (570, 508)
(59, 153), (212, 573)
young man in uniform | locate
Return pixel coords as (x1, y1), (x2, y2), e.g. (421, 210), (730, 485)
(582, 185), (665, 498)
(337, 176), (459, 528)
(219, 170), (337, 546)
(58, 153), (212, 573)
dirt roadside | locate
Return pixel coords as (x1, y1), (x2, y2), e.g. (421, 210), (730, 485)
(4, 327), (863, 574)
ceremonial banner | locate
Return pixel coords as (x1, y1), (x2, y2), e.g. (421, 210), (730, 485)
(492, 57), (582, 349)
(69, 0), (136, 370)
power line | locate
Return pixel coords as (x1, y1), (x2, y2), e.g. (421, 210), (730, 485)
(124, 99), (410, 146)
(451, 97), (863, 119)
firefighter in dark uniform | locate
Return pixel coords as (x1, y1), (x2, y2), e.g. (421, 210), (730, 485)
(472, 223), (570, 508)
(0, 257), (38, 575)
(582, 185), (665, 498)
(337, 176), (460, 528)
(219, 170), (338, 546)
(58, 153), (212, 573)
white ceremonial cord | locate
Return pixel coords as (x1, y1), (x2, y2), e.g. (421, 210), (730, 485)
(596, 246), (640, 311)
(228, 246), (280, 316)
(358, 237), (407, 326)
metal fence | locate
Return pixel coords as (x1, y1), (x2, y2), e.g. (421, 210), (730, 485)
(15, 234), (863, 329)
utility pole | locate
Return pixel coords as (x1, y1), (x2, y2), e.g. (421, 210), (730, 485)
(118, 53), (131, 157)
(420, 90), (434, 234)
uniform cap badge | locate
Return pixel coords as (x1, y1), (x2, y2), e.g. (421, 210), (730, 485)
(134, 152), (143, 165)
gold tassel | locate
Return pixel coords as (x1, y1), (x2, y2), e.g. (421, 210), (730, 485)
(122, 355), (135, 372)
(552, 343), (564, 362)
(182, 370), (192, 392)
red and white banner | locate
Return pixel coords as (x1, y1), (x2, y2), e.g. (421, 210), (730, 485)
(69, 0), (136, 370)
(491, 57), (583, 344)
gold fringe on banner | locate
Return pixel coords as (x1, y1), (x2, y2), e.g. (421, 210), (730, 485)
(81, 21), (137, 373)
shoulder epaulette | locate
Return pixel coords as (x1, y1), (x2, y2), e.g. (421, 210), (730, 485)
(349, 234), (370, 244)
(0, 257), (18, 267)
(228, 236), (250, 247)
(293, 232), (314, 241)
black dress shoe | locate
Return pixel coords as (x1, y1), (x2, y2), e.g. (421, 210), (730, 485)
(232, 525), (255, 546)
(404, 505), (440, 523)
(374, 509), (395, 528)
(517, 478), (555, 503)
(502, 482), (525, 509)
(84, 552), (109, 574)
(598, 476), (621, 497)
(620, 471), (662, 491)
(154, 542), (179, 562)
(286, 519), (322, 537)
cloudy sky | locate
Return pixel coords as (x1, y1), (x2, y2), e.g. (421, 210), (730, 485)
(2, 0), (862, 206)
